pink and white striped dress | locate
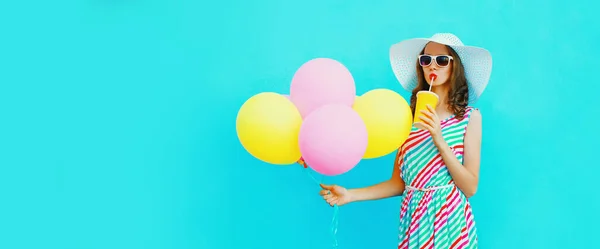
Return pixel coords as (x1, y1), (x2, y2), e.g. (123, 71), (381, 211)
(397, 107), (478, 249)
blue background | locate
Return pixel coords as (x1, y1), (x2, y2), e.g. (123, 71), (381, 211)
(0, 0), (598, 248)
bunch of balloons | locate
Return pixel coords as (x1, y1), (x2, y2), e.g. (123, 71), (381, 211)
(236, 58), (413, 176)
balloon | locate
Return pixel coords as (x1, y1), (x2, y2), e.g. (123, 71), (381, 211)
(298, 104), (368, 176)
(290, 58), (356, 118)
(282, 94), (290, 100)
(352, 89), (413, 159)
(236, 92), (303, 165)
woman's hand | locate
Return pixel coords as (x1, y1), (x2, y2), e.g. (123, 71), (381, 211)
(319, 184), (352, 207)
(419, 104), (444, 143)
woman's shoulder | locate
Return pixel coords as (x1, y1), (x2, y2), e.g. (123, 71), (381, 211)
(465, 106), (481, 117)
(464, 106), (482, 125)
(453, 106), (481, 124)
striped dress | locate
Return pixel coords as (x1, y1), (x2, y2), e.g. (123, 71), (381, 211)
(396, 107), (478, 249)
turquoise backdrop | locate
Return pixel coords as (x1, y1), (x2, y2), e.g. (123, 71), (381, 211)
(1, 0), (597, 248)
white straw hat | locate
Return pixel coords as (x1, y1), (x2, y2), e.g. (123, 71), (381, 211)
(389, 33), (493, 103)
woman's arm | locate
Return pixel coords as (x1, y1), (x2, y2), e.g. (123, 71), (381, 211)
(434, 109), (482, 198)
(347, 149), (406, 202)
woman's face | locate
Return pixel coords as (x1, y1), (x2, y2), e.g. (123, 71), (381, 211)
(420, 42), (453, 86)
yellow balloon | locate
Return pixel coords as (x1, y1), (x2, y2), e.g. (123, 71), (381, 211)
(352, 89), (413, 159)
(236, 92), (303, 165)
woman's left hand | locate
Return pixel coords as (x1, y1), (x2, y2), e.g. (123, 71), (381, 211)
(419, 105), (444, 143)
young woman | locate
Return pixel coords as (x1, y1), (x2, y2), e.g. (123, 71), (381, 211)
(318, 33), (492, 248)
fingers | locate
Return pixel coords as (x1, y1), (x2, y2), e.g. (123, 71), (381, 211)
(422, 105), (439, 121)
(321, 189), (334, 199)
(419, 122), (434, 132)
(319, 184), (342, 206)
(425, 104), (438, 119)
(426, 104), (435, 112)
(324, 191), (338, 205)
(419, 115), (434, 127)
(327, 196), (338, 206)
(320, 183), (333, 190)
(420, 109), (433, 119)
(420, 110), (438, 123)
(322, 192), (335, 204)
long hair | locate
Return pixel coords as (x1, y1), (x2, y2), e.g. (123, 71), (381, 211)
(409, 45), (469, 120)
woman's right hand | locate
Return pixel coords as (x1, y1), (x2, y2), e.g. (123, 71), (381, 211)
(319, 183), (352, 207)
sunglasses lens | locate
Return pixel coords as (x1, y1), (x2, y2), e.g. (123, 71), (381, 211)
(436, 56), (451, 67)
(419, 56), (432, 66)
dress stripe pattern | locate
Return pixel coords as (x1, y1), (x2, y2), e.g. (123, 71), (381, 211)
(397, 107), (478, 249)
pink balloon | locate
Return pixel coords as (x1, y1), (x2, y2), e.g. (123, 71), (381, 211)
(298, 104), (368, 176)
(290, 58), (356, 118)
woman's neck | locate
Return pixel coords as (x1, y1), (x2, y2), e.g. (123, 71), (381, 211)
(431, 84), (451, 114)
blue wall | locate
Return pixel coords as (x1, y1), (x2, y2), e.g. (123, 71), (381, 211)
(0, 0), (597, 248)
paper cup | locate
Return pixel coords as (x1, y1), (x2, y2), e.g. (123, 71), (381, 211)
(413, 91), (439, 130)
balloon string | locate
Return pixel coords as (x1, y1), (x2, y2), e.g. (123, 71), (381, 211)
(303, 165), (340, 249)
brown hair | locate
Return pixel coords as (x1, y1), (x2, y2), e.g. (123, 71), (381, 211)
(409, 45), (469, 120)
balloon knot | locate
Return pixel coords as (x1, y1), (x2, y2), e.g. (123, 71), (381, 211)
(298, 159), (308, 168)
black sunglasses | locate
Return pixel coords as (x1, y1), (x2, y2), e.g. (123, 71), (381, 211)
(418, 55), (453, 67)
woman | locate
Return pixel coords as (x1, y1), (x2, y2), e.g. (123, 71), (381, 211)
(318, 33), (492, 248)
